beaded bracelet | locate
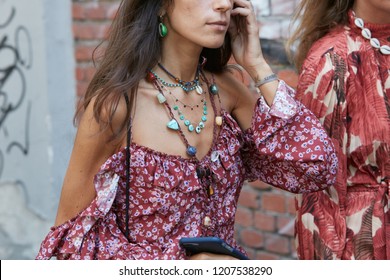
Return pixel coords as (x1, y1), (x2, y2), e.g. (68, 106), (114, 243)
(254, 73), (278, 88)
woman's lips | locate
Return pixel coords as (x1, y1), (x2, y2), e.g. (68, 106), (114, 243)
(207, 21), (228, 31)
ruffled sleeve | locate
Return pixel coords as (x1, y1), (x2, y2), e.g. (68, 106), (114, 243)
(242, 80), (338, 193)
(36, 154), (152, 260)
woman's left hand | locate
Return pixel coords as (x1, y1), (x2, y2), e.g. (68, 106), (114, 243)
(229, 0), (268, 78)
(188, 252), (239, 260)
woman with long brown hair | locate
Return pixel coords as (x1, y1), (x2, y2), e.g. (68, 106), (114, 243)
(35, 0), (337, 260)
(289, 0), (390, 259)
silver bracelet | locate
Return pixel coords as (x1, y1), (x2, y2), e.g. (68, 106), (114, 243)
(254, 73), (278, 88)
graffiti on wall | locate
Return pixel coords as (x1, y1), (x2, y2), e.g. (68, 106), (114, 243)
(0, 5), (33, 180)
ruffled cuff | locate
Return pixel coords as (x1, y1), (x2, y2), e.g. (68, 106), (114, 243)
(258, 80), (297, 120)
(242, 80), (338, 193)
(251, 80), (298, 145)
(35, 170), (143, 260)
(35, 210), (147, 260)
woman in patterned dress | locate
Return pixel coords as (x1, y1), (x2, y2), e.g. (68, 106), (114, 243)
(35, 0), (337, 260)
(289, 0), (390, 259)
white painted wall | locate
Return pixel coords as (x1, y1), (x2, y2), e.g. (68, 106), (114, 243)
(0, 0), (75, 259)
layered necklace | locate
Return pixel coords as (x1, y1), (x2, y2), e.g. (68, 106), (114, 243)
(352, 11), (390, 55)
(146, 61), (224, 232)
(146, 61), (221, 158)
(160, 82), (208, 134)
(150, 68), (203, 94)
(150, 59), (203, 94)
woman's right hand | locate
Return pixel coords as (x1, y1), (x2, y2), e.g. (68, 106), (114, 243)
(229, 0), (267, 79)
(188, 252), (239, 260)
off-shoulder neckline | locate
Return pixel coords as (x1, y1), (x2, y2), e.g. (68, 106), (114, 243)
(114, 109), (240, 164)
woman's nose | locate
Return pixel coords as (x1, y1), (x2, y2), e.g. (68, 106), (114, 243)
(214, 0), (233, 12)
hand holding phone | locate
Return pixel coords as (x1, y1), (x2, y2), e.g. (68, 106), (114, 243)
(179, 236), (249, 260)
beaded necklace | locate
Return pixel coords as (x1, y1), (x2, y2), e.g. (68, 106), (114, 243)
(147, 69), (220, 158)
(168, 88), (205, 110)
(147, 69), (223, 232)
(158, 63), (203, 94)
(162, 84), (208, 134)
(150, 69), (203, 94)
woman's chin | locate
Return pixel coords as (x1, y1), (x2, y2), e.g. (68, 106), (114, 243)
(203, 40), (225, 49)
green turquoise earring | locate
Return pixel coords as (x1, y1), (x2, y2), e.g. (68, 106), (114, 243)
(159, 16), (168, 38)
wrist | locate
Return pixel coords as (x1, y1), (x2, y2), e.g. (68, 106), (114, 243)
(245, 61), (274, 82)
(254, 73), (278, 88)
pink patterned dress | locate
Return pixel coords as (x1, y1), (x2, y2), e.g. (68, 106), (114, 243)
(295, 11), (390, 259)
(36, 81), (337, 260)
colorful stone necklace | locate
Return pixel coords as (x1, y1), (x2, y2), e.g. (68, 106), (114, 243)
(169, 89), (205, 110)
(154, 78), (208, 135)
(158, 63), (203, 94)
(146, 69), (220, 157)
(162, 84), (208, 134)
(150, 69), (203, 94)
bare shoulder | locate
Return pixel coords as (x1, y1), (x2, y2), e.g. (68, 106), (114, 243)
(54, 93), (129, 226)
(73, 93), (129, 167)
(215, 68), (257, 109)
(213, 69), (244, 111)
(213, 68), (258, 130)
(97, 93), (129, 135)
(80, 93), (129, 147)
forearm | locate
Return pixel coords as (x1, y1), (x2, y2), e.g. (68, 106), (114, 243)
(246, 61), (279, 106)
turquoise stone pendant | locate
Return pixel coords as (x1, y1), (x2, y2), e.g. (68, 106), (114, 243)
(167, 119), (179, 130)
(187, 146), (197, 157)
(209, 84), (219, 95)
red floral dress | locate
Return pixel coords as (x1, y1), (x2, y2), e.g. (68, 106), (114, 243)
(36, 81), (337, 260)
(295, 11), (390, 260)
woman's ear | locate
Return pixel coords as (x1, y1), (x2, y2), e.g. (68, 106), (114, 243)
(160, 0), (174, 18)
(159, 0), (168, 16)
(158, 10), (166, 18)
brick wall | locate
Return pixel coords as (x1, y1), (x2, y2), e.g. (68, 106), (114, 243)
(71, 0), (299, 260)
(72, 0), (120, 98)
(235, 0), (299, 260)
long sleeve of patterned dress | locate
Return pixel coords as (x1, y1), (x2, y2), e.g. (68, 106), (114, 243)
(242, 80), (338, 194)
(294, 14), (390, 260)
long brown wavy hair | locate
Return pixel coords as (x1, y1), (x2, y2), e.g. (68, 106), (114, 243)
(287, 0), (354, 71)
(75, 0), (232, 141)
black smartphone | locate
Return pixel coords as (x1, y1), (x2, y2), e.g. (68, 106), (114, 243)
(179, 236), (249, 260)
